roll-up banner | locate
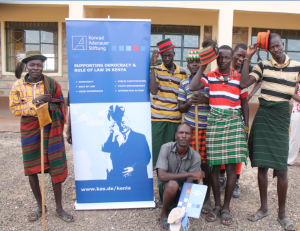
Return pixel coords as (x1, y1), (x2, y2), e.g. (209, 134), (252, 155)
(66, 19), (154, 210)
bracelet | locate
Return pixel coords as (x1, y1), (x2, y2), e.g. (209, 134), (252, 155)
(249, 94), (253, 98)
(244, 58), (252, 62)
(150, 66), (155, 69)
(244, 126), (250, 133)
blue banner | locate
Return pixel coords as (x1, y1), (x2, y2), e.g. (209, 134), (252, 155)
(66, 19), (154, 208)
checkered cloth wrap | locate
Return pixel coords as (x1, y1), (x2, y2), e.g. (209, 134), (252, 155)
(206, 107), (248, 167)
(190, 129), (207, 164)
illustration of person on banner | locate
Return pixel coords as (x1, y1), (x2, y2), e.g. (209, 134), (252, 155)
(149, 38), (188, 167)
(240, 30), (300, 231)
(9, 51), (73, 223)
(178, 40), (215, 215)
(102, 105), (151, 181)
(189, 42), (249, 226)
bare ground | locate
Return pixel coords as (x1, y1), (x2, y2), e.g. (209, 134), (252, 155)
(0, 131), (299, 231)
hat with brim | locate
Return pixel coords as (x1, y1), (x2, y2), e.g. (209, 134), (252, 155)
(22, 50), (47, 63)
(186, 49), (201, 61)
(199, 46), (219, 65)
(157, 38), (175, 54)
(168, 208), (185, 231)
(257, 30), (270, 52)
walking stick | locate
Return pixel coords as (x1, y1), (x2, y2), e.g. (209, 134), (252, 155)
(40, 126), (46, 231)
(35, 102), (52, 231)
(297, 221), (300, 231)
(194, 92), (200, 184)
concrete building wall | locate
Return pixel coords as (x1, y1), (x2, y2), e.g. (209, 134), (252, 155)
(1, 1), (300, 115)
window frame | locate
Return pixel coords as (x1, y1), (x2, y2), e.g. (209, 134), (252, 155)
(150, 25), (201, 72)
(5, 21), (59, 73)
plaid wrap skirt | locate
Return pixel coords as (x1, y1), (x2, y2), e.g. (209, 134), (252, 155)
(190, 129), (207, 164)
(206, 107), (248, 167)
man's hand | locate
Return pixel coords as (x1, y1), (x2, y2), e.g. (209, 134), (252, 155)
(150, 50), (160, 66)
(110, 122), (121, 142)
(190, 170), (205, 179)
(190, 93), (208, 105)
(122, 167), (134, 178)
(66, 128), (72, 144)
(33, 94), (52, 104)
(35, 100), (45, 107)
(246, 44), (258, 58)
(245, 132), (249, 141)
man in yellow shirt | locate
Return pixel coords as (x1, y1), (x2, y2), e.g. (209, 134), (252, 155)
(149, 38), (188, 166)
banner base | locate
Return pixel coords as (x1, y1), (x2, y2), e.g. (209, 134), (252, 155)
(74, 200), (156, 210)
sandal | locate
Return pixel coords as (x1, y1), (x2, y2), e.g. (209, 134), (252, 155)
(221, 210), (232, 226)
(159, 217), (169, 231)
(206, 206), (221, 222)
(201, 201), (212, 214)
(248, 210), (269, 222)
(28, 206), (47, 222)
(277, 217), (295, 231)
(55, 212), (74, 223)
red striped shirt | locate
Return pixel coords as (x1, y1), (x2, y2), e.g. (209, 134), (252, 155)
(201, 71), (248, 109)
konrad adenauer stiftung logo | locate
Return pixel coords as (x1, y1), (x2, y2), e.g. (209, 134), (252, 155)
(72, 36), (87, 50)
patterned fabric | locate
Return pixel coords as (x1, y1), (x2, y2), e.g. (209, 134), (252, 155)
(206, 107), (248, 167)
(201, 70), (248, 109)
(250, 54), (300, 101)
(249, 98), (290, 171)
(151, 62), (188, 123)
(9, 75), (45, 116)
(178, 75), (210, 128)
(292, 83), (300, 112)
(190, 129), (207, 164)
(15, 75), (67, 184)
(157, 38), (175, 53)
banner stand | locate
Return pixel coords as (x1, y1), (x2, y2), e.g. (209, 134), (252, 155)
(66, 18), (155, 210)
(74, 199), (155, 210)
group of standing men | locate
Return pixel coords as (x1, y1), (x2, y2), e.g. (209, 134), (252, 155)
(153, 34), (300, 231)
(7, 30), (300, 231)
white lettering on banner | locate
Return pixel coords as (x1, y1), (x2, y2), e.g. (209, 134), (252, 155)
(80, 186), (132, 192)
(88, 36), (104, 40)
(112, 68), (126, 72)
(89, 46), (106, 51)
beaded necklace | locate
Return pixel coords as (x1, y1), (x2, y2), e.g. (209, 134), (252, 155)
(214, 67), (236, 82)
(270, 56), (289, 69)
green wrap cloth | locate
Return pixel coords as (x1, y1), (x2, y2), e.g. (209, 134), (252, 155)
(249, 98), (290, 171)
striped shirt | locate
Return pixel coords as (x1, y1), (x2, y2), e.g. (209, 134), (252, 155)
(9, 74), (44, 116)
(151, 62), (189, 123)
(178, 75), (210, 129)
(250, 54), (300, 102)
(201, 71), (248, 109)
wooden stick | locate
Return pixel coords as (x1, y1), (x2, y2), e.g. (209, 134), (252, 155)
(194, 93), (200, 184)
(297, 221), (300, 231)
(41, 127), (46, 231)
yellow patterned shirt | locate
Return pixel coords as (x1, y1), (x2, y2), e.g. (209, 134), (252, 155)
(250, 54), (300, 101)
(151, 63), (188, 123)
(9, 75), (45, 116)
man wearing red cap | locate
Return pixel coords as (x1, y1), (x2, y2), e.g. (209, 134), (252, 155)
(240, 32), (299, 231)
(189, 44), (249, 226)
(149, 38), (188, 167)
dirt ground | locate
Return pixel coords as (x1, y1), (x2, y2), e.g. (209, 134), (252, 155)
(0, 131), (300, 231)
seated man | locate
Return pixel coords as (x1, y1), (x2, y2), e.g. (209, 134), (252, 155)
(156, 122), (205, 231)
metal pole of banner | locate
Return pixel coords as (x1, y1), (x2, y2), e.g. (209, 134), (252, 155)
(41, 127), (46, 231)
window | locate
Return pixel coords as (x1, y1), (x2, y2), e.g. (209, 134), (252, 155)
(151, 25), (200, 72)
(6, 22), (58, 72)
(251, 28), (300, 65)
